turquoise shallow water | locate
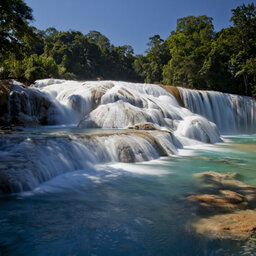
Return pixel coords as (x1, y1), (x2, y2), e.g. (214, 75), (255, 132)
(0, 130), (256, 256)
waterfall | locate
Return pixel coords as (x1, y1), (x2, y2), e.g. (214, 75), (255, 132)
(31, 79), (220, 139)
(2, 79), (255, 194)
(0, 130), (180, 193)
(178, 87), (256, 134)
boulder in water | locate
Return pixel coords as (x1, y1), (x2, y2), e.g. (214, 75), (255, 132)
(188, 171), (256, 240)
(188, 190), (248, 212)
(192, 209), (256, 240)
(128, 122), (158, 130)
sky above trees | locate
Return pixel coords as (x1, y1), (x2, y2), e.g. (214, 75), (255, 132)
(24, 0), (253, 54)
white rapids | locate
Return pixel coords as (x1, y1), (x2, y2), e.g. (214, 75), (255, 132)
(1, 79), (255, 193)
(32, 79), (221, 141)
(178, 87), (256, 134)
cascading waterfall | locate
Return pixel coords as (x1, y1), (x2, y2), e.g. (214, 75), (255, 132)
(0, 130), (179, 193)
(1, 79), (255, 193)
(5, 82), (51, 125)
(178, 87), (256, 134)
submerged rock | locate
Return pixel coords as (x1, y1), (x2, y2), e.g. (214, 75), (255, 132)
(188, 171), (256, 240)
(79, 130), (173, 161)
(188, 190), (248, 212)
(194, 171), (256, 202)
(192, 210), (256, 240)
(79, 100), (153, 128)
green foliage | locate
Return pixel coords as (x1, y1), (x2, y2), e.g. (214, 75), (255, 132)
(162, 16), (214, 89)
(1, 54), (60, 81)
(0, 0), (255, 97)
(0, 0), (35, 60)
(134, 35), (170, 83)
(230, 3), (256, 95)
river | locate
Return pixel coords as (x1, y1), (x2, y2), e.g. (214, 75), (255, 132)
(0, 127), (255, 256)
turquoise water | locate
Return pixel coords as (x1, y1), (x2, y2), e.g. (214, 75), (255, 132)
(0, 131), (256, 256)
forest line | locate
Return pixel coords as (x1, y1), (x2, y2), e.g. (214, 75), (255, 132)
(0, 1), (255, 97)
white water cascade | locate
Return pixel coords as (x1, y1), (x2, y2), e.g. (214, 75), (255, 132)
(2, 79), (255, 193)
(178, 87), (256, 134)
(32, 79), (221, 140)
(0, 130), (180, 193)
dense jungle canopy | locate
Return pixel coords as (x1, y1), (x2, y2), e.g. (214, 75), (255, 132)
(0, 0), (255, 96)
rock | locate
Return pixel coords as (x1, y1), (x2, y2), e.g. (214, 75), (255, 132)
(176, 116), (222, 144)
(192, 210), (256, 240)
(0, 80), (51, 126)
(78, 100), (153, 128)
(78, 130), (171, 162)
(231, 143), (256, 152)
(194, 171), (256, 203)
(159, 85), (185, 107)
(117, 140), (136, 163)
(188, 171), (256, 240)
(195, 171), (238, 184)
(128, 122), (157, 130)
(90, 82), (114, 109)
(188, 190), (248, 211)
(0, 80), (11, 125)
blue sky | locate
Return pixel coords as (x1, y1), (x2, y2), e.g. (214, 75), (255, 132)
(25, 0), (254, 54)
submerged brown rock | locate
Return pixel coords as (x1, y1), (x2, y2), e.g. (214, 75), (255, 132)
(188, 171), (256, 240)
(194, 171), (256, 203)
(188, 190), (248, 211)
(192, 210), (256, 240)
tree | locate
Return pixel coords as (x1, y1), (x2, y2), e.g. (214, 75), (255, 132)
(230, 3), (256, 96)
(1, 53), (60, 82)
(163, 16), (215, 89)
(86, 30), (110, 53)
(0, 0), (35, 60)
(199, 28), (238, 93)
(43, 30), (102, 79)
(134, 35), (170, 83)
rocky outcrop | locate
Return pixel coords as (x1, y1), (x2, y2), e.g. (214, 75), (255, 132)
(90, 82), (114, 109)
(128, 122), (158, 130)
(0, 129), (178, 194)
(0, 80), (51, 126)
(188, 171), (256, 240)
(78, 130), (173, 162)
(192, 210), (256, 240)
(188, 190), (248, 211)
(194, 171), (256, 202)
(160, 85), (185, 107)
(78, 100), (153, 128)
